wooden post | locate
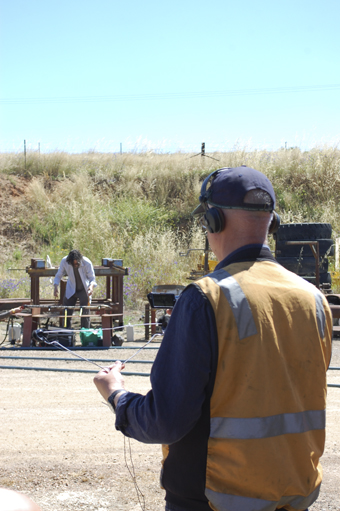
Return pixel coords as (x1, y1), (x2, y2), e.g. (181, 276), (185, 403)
(32, 307), (40, 333)
(106, 276), (110, 300)
(22, 315), (33, 346)
(31, 275), (39, 304)
(102, 315), (112, 347)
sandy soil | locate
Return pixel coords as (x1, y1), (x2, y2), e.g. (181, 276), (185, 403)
(0, 325), (339, 511)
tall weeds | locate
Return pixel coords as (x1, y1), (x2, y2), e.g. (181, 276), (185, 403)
(1, 143), (340, 307)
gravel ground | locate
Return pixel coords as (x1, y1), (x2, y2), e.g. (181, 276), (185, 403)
(0, 324), (339, 511)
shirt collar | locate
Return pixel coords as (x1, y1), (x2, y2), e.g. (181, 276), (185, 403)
(215, 244), (276, 271)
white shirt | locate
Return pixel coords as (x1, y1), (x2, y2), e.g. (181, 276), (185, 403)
(53, 256), (97, 299)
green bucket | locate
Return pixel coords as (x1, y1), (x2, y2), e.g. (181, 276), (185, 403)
(80, 328), (103, 347)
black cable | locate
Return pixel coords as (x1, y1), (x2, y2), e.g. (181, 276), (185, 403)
(0, 316), (13, 346)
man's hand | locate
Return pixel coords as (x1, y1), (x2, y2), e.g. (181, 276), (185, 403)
(87, 283), (94, 296)
(93, 361), (125, 401)
(9, 306), (25, 315)
(54, 285), (59, 298)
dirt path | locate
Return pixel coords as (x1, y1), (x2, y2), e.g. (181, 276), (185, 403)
(0, 337), (339, 511)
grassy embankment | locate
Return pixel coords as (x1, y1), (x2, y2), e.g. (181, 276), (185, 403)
(1, 144), (340, 307)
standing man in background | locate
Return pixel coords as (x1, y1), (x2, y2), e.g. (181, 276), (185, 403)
(94, 167), (332, 511)
(54, 249), (97, 329)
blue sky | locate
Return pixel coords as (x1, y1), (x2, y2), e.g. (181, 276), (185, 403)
(0, 0), (339, 153)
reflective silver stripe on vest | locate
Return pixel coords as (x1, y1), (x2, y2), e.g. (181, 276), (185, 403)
(210, 409), (325, 439)
(205, 484), (320, 511)
(209, 269), (257, 340)
(313, 289), (326, 339)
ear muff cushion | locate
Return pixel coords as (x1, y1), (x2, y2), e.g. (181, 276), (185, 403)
(204, 208), (225, 233)
(269, 212), (280, 234)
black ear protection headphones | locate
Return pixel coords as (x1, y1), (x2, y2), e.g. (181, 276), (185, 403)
(198, 169), (281, 235)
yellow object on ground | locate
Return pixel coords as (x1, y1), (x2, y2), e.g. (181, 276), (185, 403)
(201, 255), (218, 272)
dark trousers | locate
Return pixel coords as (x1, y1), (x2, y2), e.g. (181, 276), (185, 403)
(63, 289), (90, 329)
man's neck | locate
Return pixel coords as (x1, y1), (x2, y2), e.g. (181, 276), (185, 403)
(208, 209), (271, 262)
(211, 234), (268, 262)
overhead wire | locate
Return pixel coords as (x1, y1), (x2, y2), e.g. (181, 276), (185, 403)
(1, 84), (339, 105)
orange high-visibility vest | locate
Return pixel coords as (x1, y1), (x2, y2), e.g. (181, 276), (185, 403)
(195, 260), (332, 511)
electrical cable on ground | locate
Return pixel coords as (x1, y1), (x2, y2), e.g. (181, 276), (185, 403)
(0, 316), (13, 347)
(124, 436), (146, 511)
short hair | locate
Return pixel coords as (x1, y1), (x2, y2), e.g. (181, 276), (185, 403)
(66, 250), (83, 265)
(244, 189), (273, 207)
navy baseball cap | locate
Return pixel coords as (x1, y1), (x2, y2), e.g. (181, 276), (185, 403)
(192, 166), (276, 215)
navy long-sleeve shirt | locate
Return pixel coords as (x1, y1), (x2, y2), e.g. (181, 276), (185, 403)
(115, 244), (275, 443)
(115, 281), (217, 443)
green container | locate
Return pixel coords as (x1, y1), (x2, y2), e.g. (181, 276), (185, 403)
(80, 328), (103, 347)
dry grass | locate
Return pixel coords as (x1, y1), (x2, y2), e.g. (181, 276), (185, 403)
(1, 143), (340, 305)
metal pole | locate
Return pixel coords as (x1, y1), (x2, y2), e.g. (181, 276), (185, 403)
(24, 140), (26, 169)
(204, 235), (210, 274)
(120, 143), (122, 154)
(145, 303), (150, 340)
(336, 238), (340, 270)
(38, 142), (40, 154)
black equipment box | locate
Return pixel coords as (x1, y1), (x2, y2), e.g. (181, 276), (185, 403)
(32, 327), (76, 347)
(147, 284), (185, 309)
(147, 292), (177, 309)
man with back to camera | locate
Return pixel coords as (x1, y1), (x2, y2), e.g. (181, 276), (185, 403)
(93, 166), (332, 511)
(54, 249), (97, 329)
